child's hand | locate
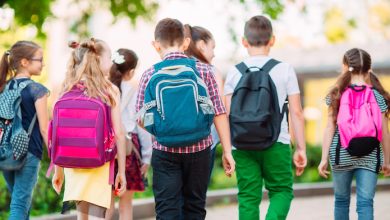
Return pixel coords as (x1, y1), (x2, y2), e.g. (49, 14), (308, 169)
(382, 164), (390, 177)
(140, 163), (149, 177)
(52, 170), (64, 194)
(293, 149), (307, 176)
(222, 152), (235, 177)
(318, 160), (330, 178)
(114, 172), (127, 197)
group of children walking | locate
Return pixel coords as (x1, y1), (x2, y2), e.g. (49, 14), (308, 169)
(0, 14), (389, 220)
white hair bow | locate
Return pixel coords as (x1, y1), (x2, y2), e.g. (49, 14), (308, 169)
(112, 51), (125, 65)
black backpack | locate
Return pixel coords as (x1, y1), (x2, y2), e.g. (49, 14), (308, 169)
(229, 59), (288, 150)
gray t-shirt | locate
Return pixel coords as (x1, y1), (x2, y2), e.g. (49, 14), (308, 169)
(224, 55), (300, 145)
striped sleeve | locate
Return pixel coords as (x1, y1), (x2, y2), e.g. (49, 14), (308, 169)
(373, 89), (388, 113)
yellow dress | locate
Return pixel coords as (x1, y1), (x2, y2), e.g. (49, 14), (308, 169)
(63, 162), (112, 209)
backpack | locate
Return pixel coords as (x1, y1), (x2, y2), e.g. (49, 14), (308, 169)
(139, 58), (215, 147)
(229, 59), (288, 150)
(0, 79), (36, 171)
(336, 85), (382, 164)
(46, 85), (117, 183)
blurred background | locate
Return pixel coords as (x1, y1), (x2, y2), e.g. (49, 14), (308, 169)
(1, 0), (390, 218)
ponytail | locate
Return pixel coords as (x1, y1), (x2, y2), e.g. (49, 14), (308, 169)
(109, 64), (123, 93)
(184, 24), (212, 64)
(0, 51), (11, 92)
(370, 71), (390, 117)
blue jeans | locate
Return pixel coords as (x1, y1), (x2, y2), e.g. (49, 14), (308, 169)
(2, 153), (40, 220)
(333, 168), (377, 220)
(152, 148), (211, 220)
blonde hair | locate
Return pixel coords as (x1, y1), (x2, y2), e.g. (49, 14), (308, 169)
(61, 38), (117, 106)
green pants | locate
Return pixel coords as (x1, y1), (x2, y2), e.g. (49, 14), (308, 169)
(233, 142), (294, 220)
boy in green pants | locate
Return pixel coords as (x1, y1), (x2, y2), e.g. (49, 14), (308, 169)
(224, 15), (307, 220)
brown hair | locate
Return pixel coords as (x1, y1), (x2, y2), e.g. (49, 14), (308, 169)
(0, 41), (41, 92)
(183, 24), (213, 64)
(109, 49), (138, 93)
(328, 48), (390, 122)
(154, 18), (184, 47)
(244, 15), (273, 47)
(62, 38), (117, 106)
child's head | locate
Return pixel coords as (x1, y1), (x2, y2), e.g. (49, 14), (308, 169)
(328, 48), (390, 121)
(63, 38), (116, 106)
(243, 15), (274, 48)
(342, 48), (371, 76)
(0, 41), (43, 91)
(109, 48), (138, 93)
(152, 18), (190, 57)
(183, 25), (215, 64)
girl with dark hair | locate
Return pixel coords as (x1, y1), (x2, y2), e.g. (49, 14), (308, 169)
(184, 24), (225, 181)
(318, 48), (390, 220)
(105, 49), (152, 220)
(0, 41), (49, 219)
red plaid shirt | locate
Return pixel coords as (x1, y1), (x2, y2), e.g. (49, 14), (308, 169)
(136, 52), (226, 153)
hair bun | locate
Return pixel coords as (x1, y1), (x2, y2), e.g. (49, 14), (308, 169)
(68, 41), (80, 49)
(80, 38), (97, 53)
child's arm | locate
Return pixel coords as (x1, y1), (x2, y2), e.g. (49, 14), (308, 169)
(288, 94), (307, 176)
(214, 114), (235, 177)
(35, 95), (49, 148)
(111, 87), (127, 196)
(318, 110), (335, 178)
(381, 114), (390, 176)
(52, 165), (64, 194)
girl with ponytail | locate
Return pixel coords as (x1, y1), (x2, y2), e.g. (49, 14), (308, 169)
(51, 38), (127, 219)
(0, 41), (49, 220)
(318, 48), (390, 219)
(105, 49), (152, 220)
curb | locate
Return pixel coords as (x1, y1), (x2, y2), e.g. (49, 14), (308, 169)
(32, 179), (390, 219)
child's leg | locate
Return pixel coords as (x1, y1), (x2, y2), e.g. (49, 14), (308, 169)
(104, 192), (115, 220)
(4, 153), (40, 220)
(232, 149), (263, 220)
(118, 191), (134, 220)
(262, 142), (293, 220)
(77, 201), (107, 220)
(332, 170), (354, 220)
(355, 169), (377, 220)
(182, 147), (211, 220)
(152, 149), (183, 220)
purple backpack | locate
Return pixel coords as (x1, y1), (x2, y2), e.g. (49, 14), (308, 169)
(47, 86), (117, 183)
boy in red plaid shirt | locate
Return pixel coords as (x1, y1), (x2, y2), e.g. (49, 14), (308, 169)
(136, 18), (235, 220)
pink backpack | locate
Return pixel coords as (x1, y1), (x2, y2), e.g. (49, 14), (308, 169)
(46, 86), (117, 184)
(337, 85), (382, 157)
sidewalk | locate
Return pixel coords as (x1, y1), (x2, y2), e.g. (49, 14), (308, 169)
(203, 191), (390, 220)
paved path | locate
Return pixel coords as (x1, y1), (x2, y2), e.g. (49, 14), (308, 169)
(142, 191), (390, 220)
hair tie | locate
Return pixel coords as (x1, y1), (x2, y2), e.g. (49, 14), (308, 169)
(68, 41), (80, 49)
(5, 50), (10, 56)
(348, 66), (354, 72)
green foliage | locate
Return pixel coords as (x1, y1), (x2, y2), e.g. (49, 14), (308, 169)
(1, 0), (51, 37)
(238, 0), (284, 19)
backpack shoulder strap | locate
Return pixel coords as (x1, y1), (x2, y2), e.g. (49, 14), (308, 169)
(235, 62), (249, 75)
(260, 59), (280, 74)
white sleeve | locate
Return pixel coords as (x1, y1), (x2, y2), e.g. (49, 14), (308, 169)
(136, 125), (153, 165)
(122, 91), (137, 133)
(224, 67), (241, 96)
(286, 65), (300, 95)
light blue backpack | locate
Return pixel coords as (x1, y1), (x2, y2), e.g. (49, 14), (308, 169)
(139, 58), (215, 147)
(0, 79), (36, 171)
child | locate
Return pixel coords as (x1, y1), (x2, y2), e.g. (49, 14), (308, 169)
(318, 48), (390, 220)
(224, 15), (307, 220)
(105, 48), (152, 220)
(136, 18), (235, 219)
(0, 41), (49, 220)
(183, 24), (224, 181)
(51, 38), (127, 219)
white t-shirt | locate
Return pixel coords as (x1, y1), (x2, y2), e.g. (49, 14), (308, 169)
(121, 81), (153, 164)
(224, 55), (300, 145)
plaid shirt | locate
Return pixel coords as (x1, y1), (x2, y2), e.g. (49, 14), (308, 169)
(136, 52), (226, 153)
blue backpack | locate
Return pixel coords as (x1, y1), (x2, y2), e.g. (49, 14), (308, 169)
(140, 58), (215, 147)
(0, 79), (36, 171)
